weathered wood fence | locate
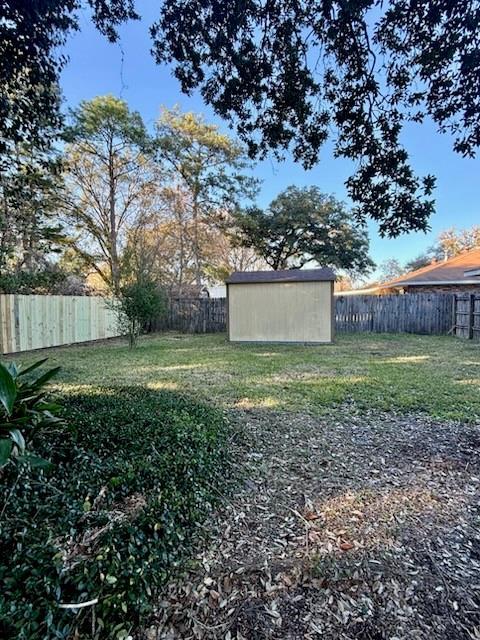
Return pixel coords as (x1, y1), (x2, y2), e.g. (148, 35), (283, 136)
(0, 294), (121, 354)
(151, 298), (227, 334)
(335, 292), (455, 335)
(454, 294), (480, 339)
(152, 292), (456, 336)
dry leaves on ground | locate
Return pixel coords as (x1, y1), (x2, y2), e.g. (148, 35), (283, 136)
(142, 408), (480, 640)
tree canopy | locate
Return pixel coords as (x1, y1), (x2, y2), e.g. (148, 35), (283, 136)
(152, 0), (480, 236)
(62, 95), (152, 294)
(0, 1), (138, 173)
(155, 108), (257, 284)
(4, 1), (479, 238)
(404, 225), (480, 271)
(231, 186), (374, 274)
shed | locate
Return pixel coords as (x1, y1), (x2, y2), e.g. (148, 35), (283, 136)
(225, 268), (335, 344)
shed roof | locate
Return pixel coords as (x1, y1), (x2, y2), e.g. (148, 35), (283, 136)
(225, 268), (335, 284)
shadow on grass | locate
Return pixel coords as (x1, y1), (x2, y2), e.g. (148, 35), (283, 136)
(0, 386), (232, 640)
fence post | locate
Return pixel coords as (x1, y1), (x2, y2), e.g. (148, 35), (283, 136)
(469, 293), (475, 339)
(452, 295), (457, 336)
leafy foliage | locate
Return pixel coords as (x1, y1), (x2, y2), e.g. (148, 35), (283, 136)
(433, 225), (480, 260)
(0, 387), (229, 640)
(0, 1), (138, 173)
(152, 0), (480, 236)
(63, 95), (153, 294)
(5, 2), (479, 238)
(0, 268), (65, 294)
(378, 258), (405, 282)
(232, 186), (374, 274)
(0, 359), (63, 467)
(0, 145), (65, 272)
(118, 280), (167, 347)
(391, 224), (480, 275)
(155, 107), (257, 284)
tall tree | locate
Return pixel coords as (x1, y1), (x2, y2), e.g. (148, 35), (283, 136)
(231, 186), (374, 274)
(122, 188), (259, 290)
(62, 95), (154, 294)
(152, 0), (480, 236)
(434, 226), (480, 260)
(404, 253), (432, 272)
(155, 108), (257, 285)
(403, 225), (480, 272)
(122, 185), (196, 289)
(202, 230), (266, 284)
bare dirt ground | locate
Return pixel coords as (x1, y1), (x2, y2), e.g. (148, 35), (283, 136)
(145, 408), (480, 640)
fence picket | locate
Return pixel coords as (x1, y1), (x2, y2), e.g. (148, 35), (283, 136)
(0, 294), (121, 354)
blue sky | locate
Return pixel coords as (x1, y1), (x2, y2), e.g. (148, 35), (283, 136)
(61, 3), (480, 271)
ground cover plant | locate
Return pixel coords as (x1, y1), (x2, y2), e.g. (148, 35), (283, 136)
(0, 386), (229, 640)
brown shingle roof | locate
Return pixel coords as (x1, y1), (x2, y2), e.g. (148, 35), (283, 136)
(225, 268), (335, 284)
(382, 248), (480, 288)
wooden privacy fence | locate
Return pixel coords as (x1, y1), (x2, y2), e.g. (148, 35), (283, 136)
(151, 297), (227, 334)
(454, 293), (480, 339)
(1, 291), (466, 353)
(335, 292), (454, 335)
(151, 292), (456, 336)
(0, 294), (121, 354)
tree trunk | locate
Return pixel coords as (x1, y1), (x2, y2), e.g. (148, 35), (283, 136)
(192, 181), (201, 286)
(176, 187), (186, 289)
(108, 138), (120, 295)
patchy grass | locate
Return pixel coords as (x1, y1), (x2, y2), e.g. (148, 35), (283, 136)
(19, 331), (480, 422)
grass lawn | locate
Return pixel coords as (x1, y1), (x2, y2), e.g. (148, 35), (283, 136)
(33, 331), (480, 422)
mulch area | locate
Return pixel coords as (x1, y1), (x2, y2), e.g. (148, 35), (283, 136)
(144, 407), (480, 640)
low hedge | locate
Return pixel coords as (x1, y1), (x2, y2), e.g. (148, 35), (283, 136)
(0, 387), (229, 639)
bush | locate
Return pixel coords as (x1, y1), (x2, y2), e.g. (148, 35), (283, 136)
(118, 280), (167, 347)
(0, 387), (229, 639)
(0, 268), (67, 294)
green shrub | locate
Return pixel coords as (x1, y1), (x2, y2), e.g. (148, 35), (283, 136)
(0, 268), (67, 294)
(118, 280), (167, 347)
(0, 387), (229, 639)
(0, 358), (63, 467)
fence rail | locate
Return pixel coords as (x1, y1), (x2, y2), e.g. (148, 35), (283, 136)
(0, 294), (121, 354)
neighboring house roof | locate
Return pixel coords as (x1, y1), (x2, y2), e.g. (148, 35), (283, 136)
(464, 267), (480, 277)
(339, 248), (480, 296)
(225, 267), (335, 284)
(381, 248), (480, 288)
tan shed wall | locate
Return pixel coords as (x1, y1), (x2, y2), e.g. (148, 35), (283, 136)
(228, 281), (333, 343)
